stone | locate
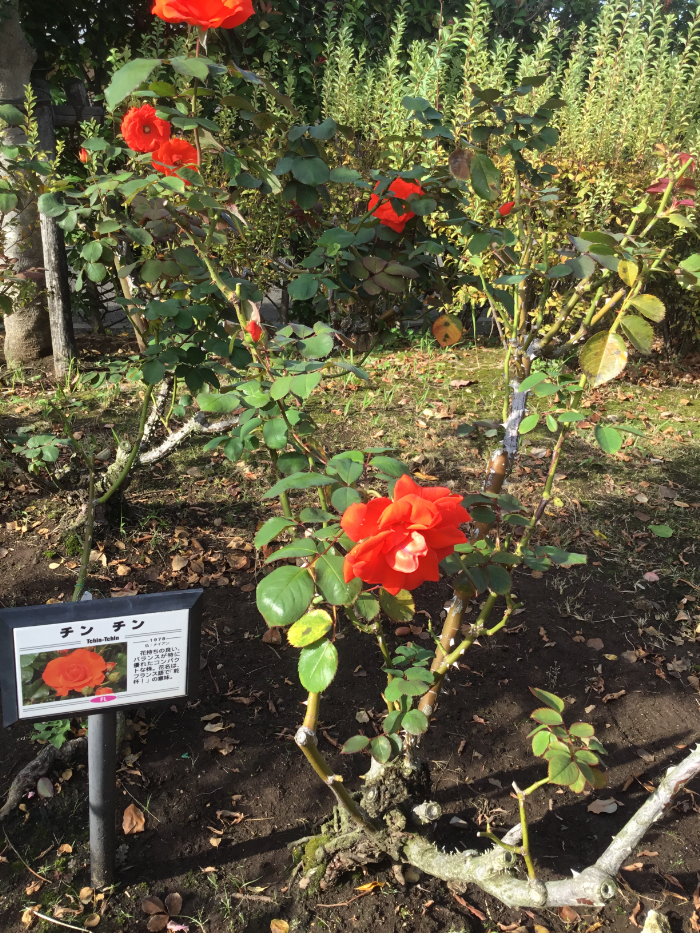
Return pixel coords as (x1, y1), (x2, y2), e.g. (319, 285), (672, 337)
(641, 911), (671, 933)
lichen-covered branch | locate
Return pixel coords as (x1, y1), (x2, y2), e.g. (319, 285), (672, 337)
(0, 738), (87, 821)
(138, 412), (240, 465)
(404, 743), (700, 907)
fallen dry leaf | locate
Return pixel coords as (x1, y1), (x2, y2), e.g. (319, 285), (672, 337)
(79, 887), (94, 905)
(588, 798), (618, 814)
(559, 905), (581, 923)
(57, 843), (72, 854)
(355, 881), (386, 893)
(534, 925), (550, 933)
(602, 689), (626, 703)
(270, 922), (289, 933)
(147, 916), (169, 932)
(643, 571), (660, 582)
(621, 651), (638, 663)
(587, 637), (604, 650)
(262, 628), (282, 645)
(84, 915), (100, 929)
(623, 862), (644, 872)
(116, 564), (130, 577)
(171, 555), (189, 572)
(636, 748), (655, 763)
(142, 897), (166, 915)
(165, 893), (183, 916)
(630, 901), (643, 927)
(25, 881), (42, 896)
(451, 892), (487, 920)
(637, 850), (659, 858)
(209, 837), (221, 847)
(122, 803), (145, 835)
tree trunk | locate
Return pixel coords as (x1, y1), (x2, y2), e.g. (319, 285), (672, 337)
(0, 0), (52, 366)
(33, 76), (77, 378)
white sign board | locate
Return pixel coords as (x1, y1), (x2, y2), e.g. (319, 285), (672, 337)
(0, 591), (202, 724)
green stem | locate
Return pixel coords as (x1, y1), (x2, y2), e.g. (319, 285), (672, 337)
(163, 375), (178, 430)
(296, 691), (378, 835)
(97, 385), (154, 505)
(516, 789), (536, 880)
(72, 464), (96, 602)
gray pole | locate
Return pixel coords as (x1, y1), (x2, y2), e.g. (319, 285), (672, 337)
(87, 710), (116, 889)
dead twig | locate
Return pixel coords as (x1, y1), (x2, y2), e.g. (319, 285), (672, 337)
(4, 832), (52, 883)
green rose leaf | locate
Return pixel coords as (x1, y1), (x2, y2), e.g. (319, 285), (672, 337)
(341, 735), (370, 753)
(105, 58), (161, 109)
(254, 517), (295, 549)
(620, 315), (653, 354)
(298, 638), (338, 692)
(355, 593), (380, 621)
(379, 588), (415, 623)
(548, 755), (580, 786)
(594, 424), (622, 455)
(316, 554), (361, 606)
(402, 709), (429, 736)
(256, 565), (314, 627)
(288, 275), (319, 301)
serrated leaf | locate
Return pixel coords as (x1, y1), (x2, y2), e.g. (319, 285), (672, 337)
(370, 735), (392, 763)
(548, 755), (580, 786)
(519, 413), (539, 434)
(105, 58), (161, 109)
(355, 593), (380, 621)
(531, 707), (563, 725)
(316, 554), (361, 606)
(379, 588), (415, 623)
(402, 709), (429, 735)
(342, 735), (370, 753)
(569, 722), (595, 738)
(628, 294), (665, 322)
(298, 638), (338, 692)
(287, 609), (334, 647)
(594, 424), (622, 455)
(532, 730), (551, 756)
(620, 315), (653, 354)
(530, 688), (565, 712)
(580, 331), (628, 387)
(254, 517), (295, 549)
(618, 259), (638, 286)
(256, 565), (314, 627)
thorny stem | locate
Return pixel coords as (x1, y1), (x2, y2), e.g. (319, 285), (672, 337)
(295, 691), (378, 835)
(418, 586), (472, 718)
(192, 36), (202, 168)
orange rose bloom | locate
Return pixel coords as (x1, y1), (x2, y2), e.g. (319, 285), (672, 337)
(121, 104), (171, 153)
(152, 138), (199, 180)
(42, 648), (107, 698)
(342, 475), (470, 595)
(95, 687), (114, 696)
(152, 0), (254, 29)
(368, 177), (424, 233)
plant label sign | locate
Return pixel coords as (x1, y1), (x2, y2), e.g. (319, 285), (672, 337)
(0, 590), (202, 725)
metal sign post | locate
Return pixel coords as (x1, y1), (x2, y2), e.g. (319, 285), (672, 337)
(0, 591), (202, 889)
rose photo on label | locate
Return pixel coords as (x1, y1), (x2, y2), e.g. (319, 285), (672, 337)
(20, 643), (128, 705)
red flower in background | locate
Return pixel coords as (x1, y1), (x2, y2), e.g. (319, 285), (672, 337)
(121, 104), (171, 153)
(368, 177), (424, 233)
(152, 0), (254, 29)
(79, 148), (89, 163)
(341, 475), (470, 595)
(152, 138), (199, 180)
(246, 320), (263, 342)
(498, 200), (515, 217)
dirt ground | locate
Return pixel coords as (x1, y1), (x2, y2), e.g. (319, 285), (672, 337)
(0, 335), (699, 933)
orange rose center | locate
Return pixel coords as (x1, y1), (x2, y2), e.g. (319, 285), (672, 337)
(385, 531), (428, 573)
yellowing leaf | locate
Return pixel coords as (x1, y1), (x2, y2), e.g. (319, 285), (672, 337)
(580, 331), (628, 388)
(432, 313), (463, 348)
(270, 921), (290, 933)
(355, 880), (386, 892)
(618, 259), (638, 286)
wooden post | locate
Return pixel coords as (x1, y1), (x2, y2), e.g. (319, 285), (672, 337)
(32, 76), (77, 379)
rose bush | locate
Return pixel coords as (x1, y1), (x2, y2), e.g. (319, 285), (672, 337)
(41, 649), (107, 697)
(367, 177), (424, 233)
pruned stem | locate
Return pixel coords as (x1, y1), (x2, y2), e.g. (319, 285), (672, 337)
(72, 463), (95, 602)
(295, 692), (379, 835)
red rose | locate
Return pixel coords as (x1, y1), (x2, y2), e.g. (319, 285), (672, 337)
(498, 200), (515, 217)
(152, 138), (199, 180)
(368, 177), (423, 233)
(121, 104), (171, 154)
(79, 148), (89, 163)
(341, 474), (470, 595)
(246, 319), (263, 342)
(152, 0), (254, 29)
(42, 648), (107, 698)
